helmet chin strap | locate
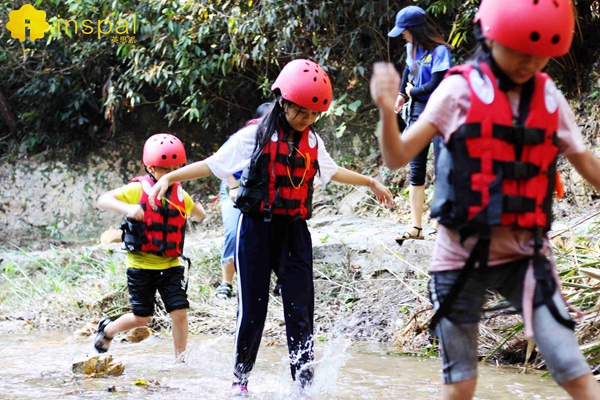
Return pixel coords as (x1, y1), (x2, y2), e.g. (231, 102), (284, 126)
(488, 54), (521, 92)
(144, 166), (158, 183)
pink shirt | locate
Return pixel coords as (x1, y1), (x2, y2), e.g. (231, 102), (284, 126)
(420, 74), (587, 273)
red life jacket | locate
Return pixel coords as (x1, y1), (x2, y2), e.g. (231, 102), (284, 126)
(428, 63), (576, 333)
(235, 127), (319, 220)
(122, 175), (187, 257)
(431, 62), (560, 237)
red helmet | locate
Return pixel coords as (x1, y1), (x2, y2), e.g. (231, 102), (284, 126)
(475, 0), (574, 57)
(271, 59), (332, 112)
(143, 133), (187, 167)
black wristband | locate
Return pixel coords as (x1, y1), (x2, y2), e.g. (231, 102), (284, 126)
(229, 185), (239, 190)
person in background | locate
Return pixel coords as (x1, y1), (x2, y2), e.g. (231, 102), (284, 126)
(371, 0), (600, 398)
(147, 59), (393, 395)
(215, 102), (273, 300)
(388, 5), (452, 242)
(94, 133), (205, 362)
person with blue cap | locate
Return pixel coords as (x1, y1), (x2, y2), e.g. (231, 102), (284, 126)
(388, 5), (452, 243)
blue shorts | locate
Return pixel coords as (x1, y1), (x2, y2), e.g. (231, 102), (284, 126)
(220, 180), (241, 265)
(429, 259), (590, 385)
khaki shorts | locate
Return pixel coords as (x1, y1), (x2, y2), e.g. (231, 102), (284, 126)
(429, 258), (590, 385)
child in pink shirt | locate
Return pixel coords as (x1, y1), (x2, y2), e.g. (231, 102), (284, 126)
(370, 0), (600, 398)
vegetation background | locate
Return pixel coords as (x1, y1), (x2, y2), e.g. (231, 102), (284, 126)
(2, 0), (600, 164)
(3, 0), (600, 379)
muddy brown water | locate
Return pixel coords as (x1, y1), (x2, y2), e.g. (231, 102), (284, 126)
(0, 331), (569, 399)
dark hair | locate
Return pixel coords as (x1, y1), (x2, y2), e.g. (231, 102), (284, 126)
(251, 97), (287, 161)
(254, 102), (273, 119)
(406, 19), (453, 67)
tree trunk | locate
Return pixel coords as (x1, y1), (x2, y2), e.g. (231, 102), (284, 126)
(0, 86), (18, 138)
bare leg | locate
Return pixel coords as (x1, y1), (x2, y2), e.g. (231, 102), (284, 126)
(561, 374), (600, 400)
(170, 308), (188, 362)
(222, 258), (235, 285)
(441, 379), (477, 400)
(409, 184), (425, 229)
(98, 313), (152, 347)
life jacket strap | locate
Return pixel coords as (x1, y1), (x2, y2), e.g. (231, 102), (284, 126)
(429, 230), (491, 331)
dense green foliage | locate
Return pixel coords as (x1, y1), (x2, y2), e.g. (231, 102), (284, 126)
(1, 0), (600, 161)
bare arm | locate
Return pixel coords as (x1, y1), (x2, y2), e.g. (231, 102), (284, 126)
(370, 62), (439, 170)
(226, 174), (239, 200)
(566, 149), (600, 192)
(330, 167), (393, 207)
(148, 160), (213, 209)
(226, 175), (239, 188)
(190, 201), (206, 221)
(97, 190), (144, 220)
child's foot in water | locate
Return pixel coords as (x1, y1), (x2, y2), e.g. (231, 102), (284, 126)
(93, 317), (113, 353)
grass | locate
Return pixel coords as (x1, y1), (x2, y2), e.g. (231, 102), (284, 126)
(1, 218), (600, 378)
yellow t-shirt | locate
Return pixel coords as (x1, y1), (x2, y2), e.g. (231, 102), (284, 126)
(115, 181), (195, 270)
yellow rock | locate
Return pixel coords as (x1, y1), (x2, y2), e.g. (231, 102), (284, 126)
(72, 354), (125, 376)
(127, 326), (152, 343)
(100, 227), (122, 245)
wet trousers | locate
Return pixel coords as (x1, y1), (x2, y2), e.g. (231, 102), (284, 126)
(233, 213), (315, 386)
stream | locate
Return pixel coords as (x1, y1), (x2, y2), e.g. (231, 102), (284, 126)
(0, 330), (570, 399)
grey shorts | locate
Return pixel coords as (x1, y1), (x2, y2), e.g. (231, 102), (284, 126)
(429, 258), (591, 385)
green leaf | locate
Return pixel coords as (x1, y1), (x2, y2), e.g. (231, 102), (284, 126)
(348, 100), (361, 112)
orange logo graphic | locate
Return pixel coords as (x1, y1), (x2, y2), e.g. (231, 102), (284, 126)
(6, 4), (50, 42)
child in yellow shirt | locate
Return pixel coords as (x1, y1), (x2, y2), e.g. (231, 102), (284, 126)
(94, 133), (205, 362)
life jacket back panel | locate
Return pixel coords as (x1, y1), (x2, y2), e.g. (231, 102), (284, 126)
(431, 62), (559, 235)
(122, 175), (187, 257)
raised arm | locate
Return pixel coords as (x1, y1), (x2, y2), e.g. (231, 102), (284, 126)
(330, 167), (393, 207)
(370, 62), (438, 170)
(97, 190), (144, 220)
(148, 160), (213, 209)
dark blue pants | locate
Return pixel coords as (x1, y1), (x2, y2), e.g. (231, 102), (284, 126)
(407, 100), (442, 186)
(233, 213), (315, 386)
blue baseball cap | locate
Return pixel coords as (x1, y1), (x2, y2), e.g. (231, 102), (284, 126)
(388, 6), (426, 37)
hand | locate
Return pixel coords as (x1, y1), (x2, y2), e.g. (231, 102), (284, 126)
(126, 204), (144, 221)
(370, 62), (401, 113)
(228, 187), (238, 201)
(148, 176), (170, 210)
(394, 94), (406, 114)
(405, 82), (414, 98)
(369, 179), (394, 208)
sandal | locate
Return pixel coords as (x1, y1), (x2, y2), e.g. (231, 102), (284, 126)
(425, 228), (438, 241)
(94, 317), (113, 353)
(215, 283), (233, 299)
(395, 226), (424, 243)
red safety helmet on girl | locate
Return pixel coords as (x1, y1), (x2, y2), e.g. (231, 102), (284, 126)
(271, 59), (332, 112)
(475, 0), (574, 58)
(142, 133), (187, 167)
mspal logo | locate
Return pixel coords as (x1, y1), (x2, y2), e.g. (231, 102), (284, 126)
(6, 3), (138, 42)
(6, 4), (49, 42)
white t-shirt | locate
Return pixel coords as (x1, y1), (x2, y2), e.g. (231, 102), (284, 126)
(205, 124), (339, 184)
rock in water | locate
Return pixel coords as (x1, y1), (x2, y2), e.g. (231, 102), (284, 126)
(72, 354), (125, 376)
(127, 326), (152, 343)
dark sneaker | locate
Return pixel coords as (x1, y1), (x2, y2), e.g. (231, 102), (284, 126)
(230, 380), (248, 396)
(93, 317), (113, 353)
(215, 283), (233, 299)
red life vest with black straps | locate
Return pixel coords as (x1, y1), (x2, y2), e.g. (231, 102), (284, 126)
(431, 62), (560, 237)
(235, 127), (319, 220)
(122, 175), (187, 257)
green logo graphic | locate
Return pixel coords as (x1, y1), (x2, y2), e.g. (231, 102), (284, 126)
(6, 4), (50, 42)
